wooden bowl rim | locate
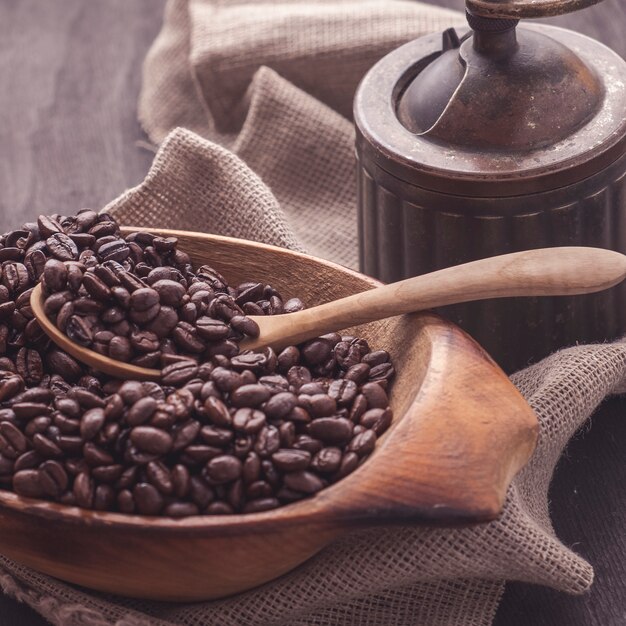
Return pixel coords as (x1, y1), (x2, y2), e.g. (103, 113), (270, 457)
(0, 230), (439, 533)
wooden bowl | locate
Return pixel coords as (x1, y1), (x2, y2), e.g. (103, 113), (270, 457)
(0, 229), (538, 601)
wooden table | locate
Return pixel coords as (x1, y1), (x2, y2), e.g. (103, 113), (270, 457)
(0, 0), (624, 624)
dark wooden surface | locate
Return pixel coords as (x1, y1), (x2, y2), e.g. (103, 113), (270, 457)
(0, 0), (625, 624)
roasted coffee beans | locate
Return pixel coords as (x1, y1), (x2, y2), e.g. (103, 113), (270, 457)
(0, 211), (395, 516)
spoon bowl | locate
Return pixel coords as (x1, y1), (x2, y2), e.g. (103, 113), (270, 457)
(3, 228), (538, 600)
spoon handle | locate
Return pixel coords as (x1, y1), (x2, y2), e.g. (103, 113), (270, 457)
(251, 247), (626, 350)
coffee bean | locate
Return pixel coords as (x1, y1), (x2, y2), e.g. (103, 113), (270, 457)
(3, 262), (30, 294)
(118, 270), (146, 293)
(230, 384), (270, 408)
(242, 452), (261, 485)
(43, 291), (72, 316)
(283, 471), (325, 494)
(129, 302), (160, 324)
(206, 501), (233, 515)
(83, 272), (112, 301)
(172, 322), (205, 353)
(126, 397), (157, 426)
(73, 471), (95, 508)
(146, 461), (174, 495)
(230, 315), (259, 338)
(116, 466), (139, 490)
(171, 464), (190, 498)
(227, 478), (244, 511)
(89, 220), (118, 238)
(32, 434), (63, 458)
(133, 482), (164, 515)
(264, 392), (297, 419)
(66, 315), (93, 347)
(111, 285), (131, 308)
(359, 408), (393, 435)
(24, 249), (47, 282)
(369, 362), (395, 383)
(73, 388), (105, 409)
(161, 360), (198, 386)
(308, 417), (353, 445)
(117, 489), (135, 513)
(311, 447), (342, 474)
(145, 306), (178, 338)
(254, 425), (281, 457)
(229, 353), (267, 373)
(328, 379), (358, 406)
(165, 502), (199, 517)
(194, 316), (229, 341)
(303, 338), (333, 366)
(66, 262), (85, 293)
(200, 425), (233, 447)
(244, 479), (271, 499)
(100, 307), (123, 325)
(348, 430), (377, 456)
(189, 476), (214, 508)
(208, 294), (242, 321)
(91, 485), (115, 511)
(43, 259), (68, 292)
(98, 240), (130, 263)
(13, 469), (44, 498)
(205, 455), (242, 484)
(109, 336), (132, 361)
(130, 426), (173, 455)
(80, 408), (105, 440)
(46, 349), (83, 383)
(178, 302), (197, 324)
(334, 451), (360, 480)
(242, 302), (264, 316)
(240, 497), (279, 513)
(345, 363), (371, 385)
(287, 366), (312, 388)
(151, 279), (185, 307)
(293, 434), (323, 454)
(0, 422), (27, 455)
(210, 367), (243, 393)
(130, 287), (159, 312)
(233, 408), (266, 434)
(47, 233), (78, 261)
(361, 382), (389, 409)
(146, 266), (178, 284)
(282, 297), (304, 313)
(37, 215), (63, 238)
(129, 330), (160, 353)
(24, 416), (51, 437)
(362, 350), (390, 367)
(12, 402), (50, 419)
(70, 233), (97, 249)
(271, 449), (311, 472)
(92, 464), (124, 483)
(0, 373), (24, 401)
(13, 450), (39, 474)
(39, 460), (68, 497)
(308, 394), (337, 418)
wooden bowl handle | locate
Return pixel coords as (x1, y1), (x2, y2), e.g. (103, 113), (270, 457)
(317, 314), (538, 526)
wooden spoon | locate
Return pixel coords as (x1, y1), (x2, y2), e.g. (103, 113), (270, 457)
(30, 246), (626, 380)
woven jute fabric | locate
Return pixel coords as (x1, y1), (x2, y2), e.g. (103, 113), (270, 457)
(0, 1), (622, 625)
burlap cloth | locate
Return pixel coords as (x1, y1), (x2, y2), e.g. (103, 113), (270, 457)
(1, 1), (625, 624)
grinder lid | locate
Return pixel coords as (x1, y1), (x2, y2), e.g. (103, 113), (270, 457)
(354, 0), (626, 197)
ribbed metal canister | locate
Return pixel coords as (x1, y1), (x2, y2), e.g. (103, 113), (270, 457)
(354, 19), (626, 373)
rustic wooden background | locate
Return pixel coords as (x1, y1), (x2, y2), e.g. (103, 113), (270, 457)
(0, 0), (625, 624)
